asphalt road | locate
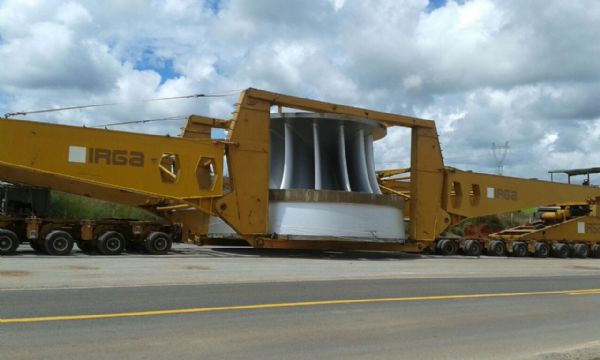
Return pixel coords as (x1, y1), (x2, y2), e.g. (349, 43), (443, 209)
(3, 275), (600, 360)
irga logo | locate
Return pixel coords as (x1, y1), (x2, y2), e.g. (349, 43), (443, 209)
(587, 224), (600, 234)
(495, 189), (518, 201)
(88, 148), (144, 167)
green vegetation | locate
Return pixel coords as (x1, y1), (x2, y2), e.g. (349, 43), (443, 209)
(48, 191), (157, 220)
(448, 209), (535, 236)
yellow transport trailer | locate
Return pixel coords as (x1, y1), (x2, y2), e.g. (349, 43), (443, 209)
(0, 182), (180, 255)
(1, 88), (600, 257)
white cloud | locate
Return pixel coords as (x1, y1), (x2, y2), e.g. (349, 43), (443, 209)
(1, 0), (600, 181)
(55, 2), (92, 27)
(539, 131), (559, 151)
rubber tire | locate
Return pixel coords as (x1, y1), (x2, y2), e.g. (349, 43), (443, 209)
(0, 229), (19, 256)
(573, 243), (589, 259)
(463, 239), (482, 256)
(534, 242), (550, 258)
(44, 231), (74, 256)
(487, 240), (506, 257)
(437, 239), (458, 256)
(591, 244), (600, 258)
(512, 242), (528, 257)
(76, 240), (96, 253)
(435, 239), (446, 254)
(144, 232), (172, 255)
(96, 231), (125, 255)
(553, 243), (569, 259)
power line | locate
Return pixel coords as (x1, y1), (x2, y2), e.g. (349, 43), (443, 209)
(91, 116), (187, 129)
(3, 89), (242, 118)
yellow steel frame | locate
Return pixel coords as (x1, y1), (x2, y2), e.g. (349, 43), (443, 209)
(0, 88), (445, 244)
(223, 89), (445, 242)
(444, 169), (600, 221)
(4, 87), (600, 249)
(0, 118), (224, 203)
(380, 165), (600, 245)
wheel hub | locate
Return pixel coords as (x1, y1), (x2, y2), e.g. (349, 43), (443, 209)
(0, 237), (11, 250)
(106, 238), (121, 251)
(53, 237), (68, 252)
(155, 238), (167, 251)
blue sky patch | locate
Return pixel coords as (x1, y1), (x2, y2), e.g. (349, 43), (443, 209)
(135, 49), (180, 84)
(213, 62), (225, 76)
(426, 0), (447, 12)
(204, 0), (221, 14)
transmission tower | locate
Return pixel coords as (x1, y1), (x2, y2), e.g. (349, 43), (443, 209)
(492, 141), (509, 175)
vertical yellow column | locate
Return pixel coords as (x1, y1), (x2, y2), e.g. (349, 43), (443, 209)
(215, 91), (272, 236)
(410, 126), (450, 241)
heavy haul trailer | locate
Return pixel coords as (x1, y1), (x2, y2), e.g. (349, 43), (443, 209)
(489, 203), (600, 258)
(485, 168), (600, 259)
(378, 167), (600, 257)
(0, 216), (179, 256)
(0, 182), (181, 255)
(2, 88), (600, 257)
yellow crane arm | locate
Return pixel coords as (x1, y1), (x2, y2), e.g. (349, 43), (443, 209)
(0, 118), (225, 210)
(378, 166), (600, 235)
(444, 169), (600, 220)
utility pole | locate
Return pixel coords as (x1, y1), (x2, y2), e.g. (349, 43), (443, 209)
(492, 141), (509, 175)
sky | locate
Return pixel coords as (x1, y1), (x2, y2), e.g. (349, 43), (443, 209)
(1, 0), (599, 182)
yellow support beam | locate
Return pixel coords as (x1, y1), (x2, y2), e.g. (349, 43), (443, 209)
(244, 88), (435, 129)
(0, 118), (225, 207)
